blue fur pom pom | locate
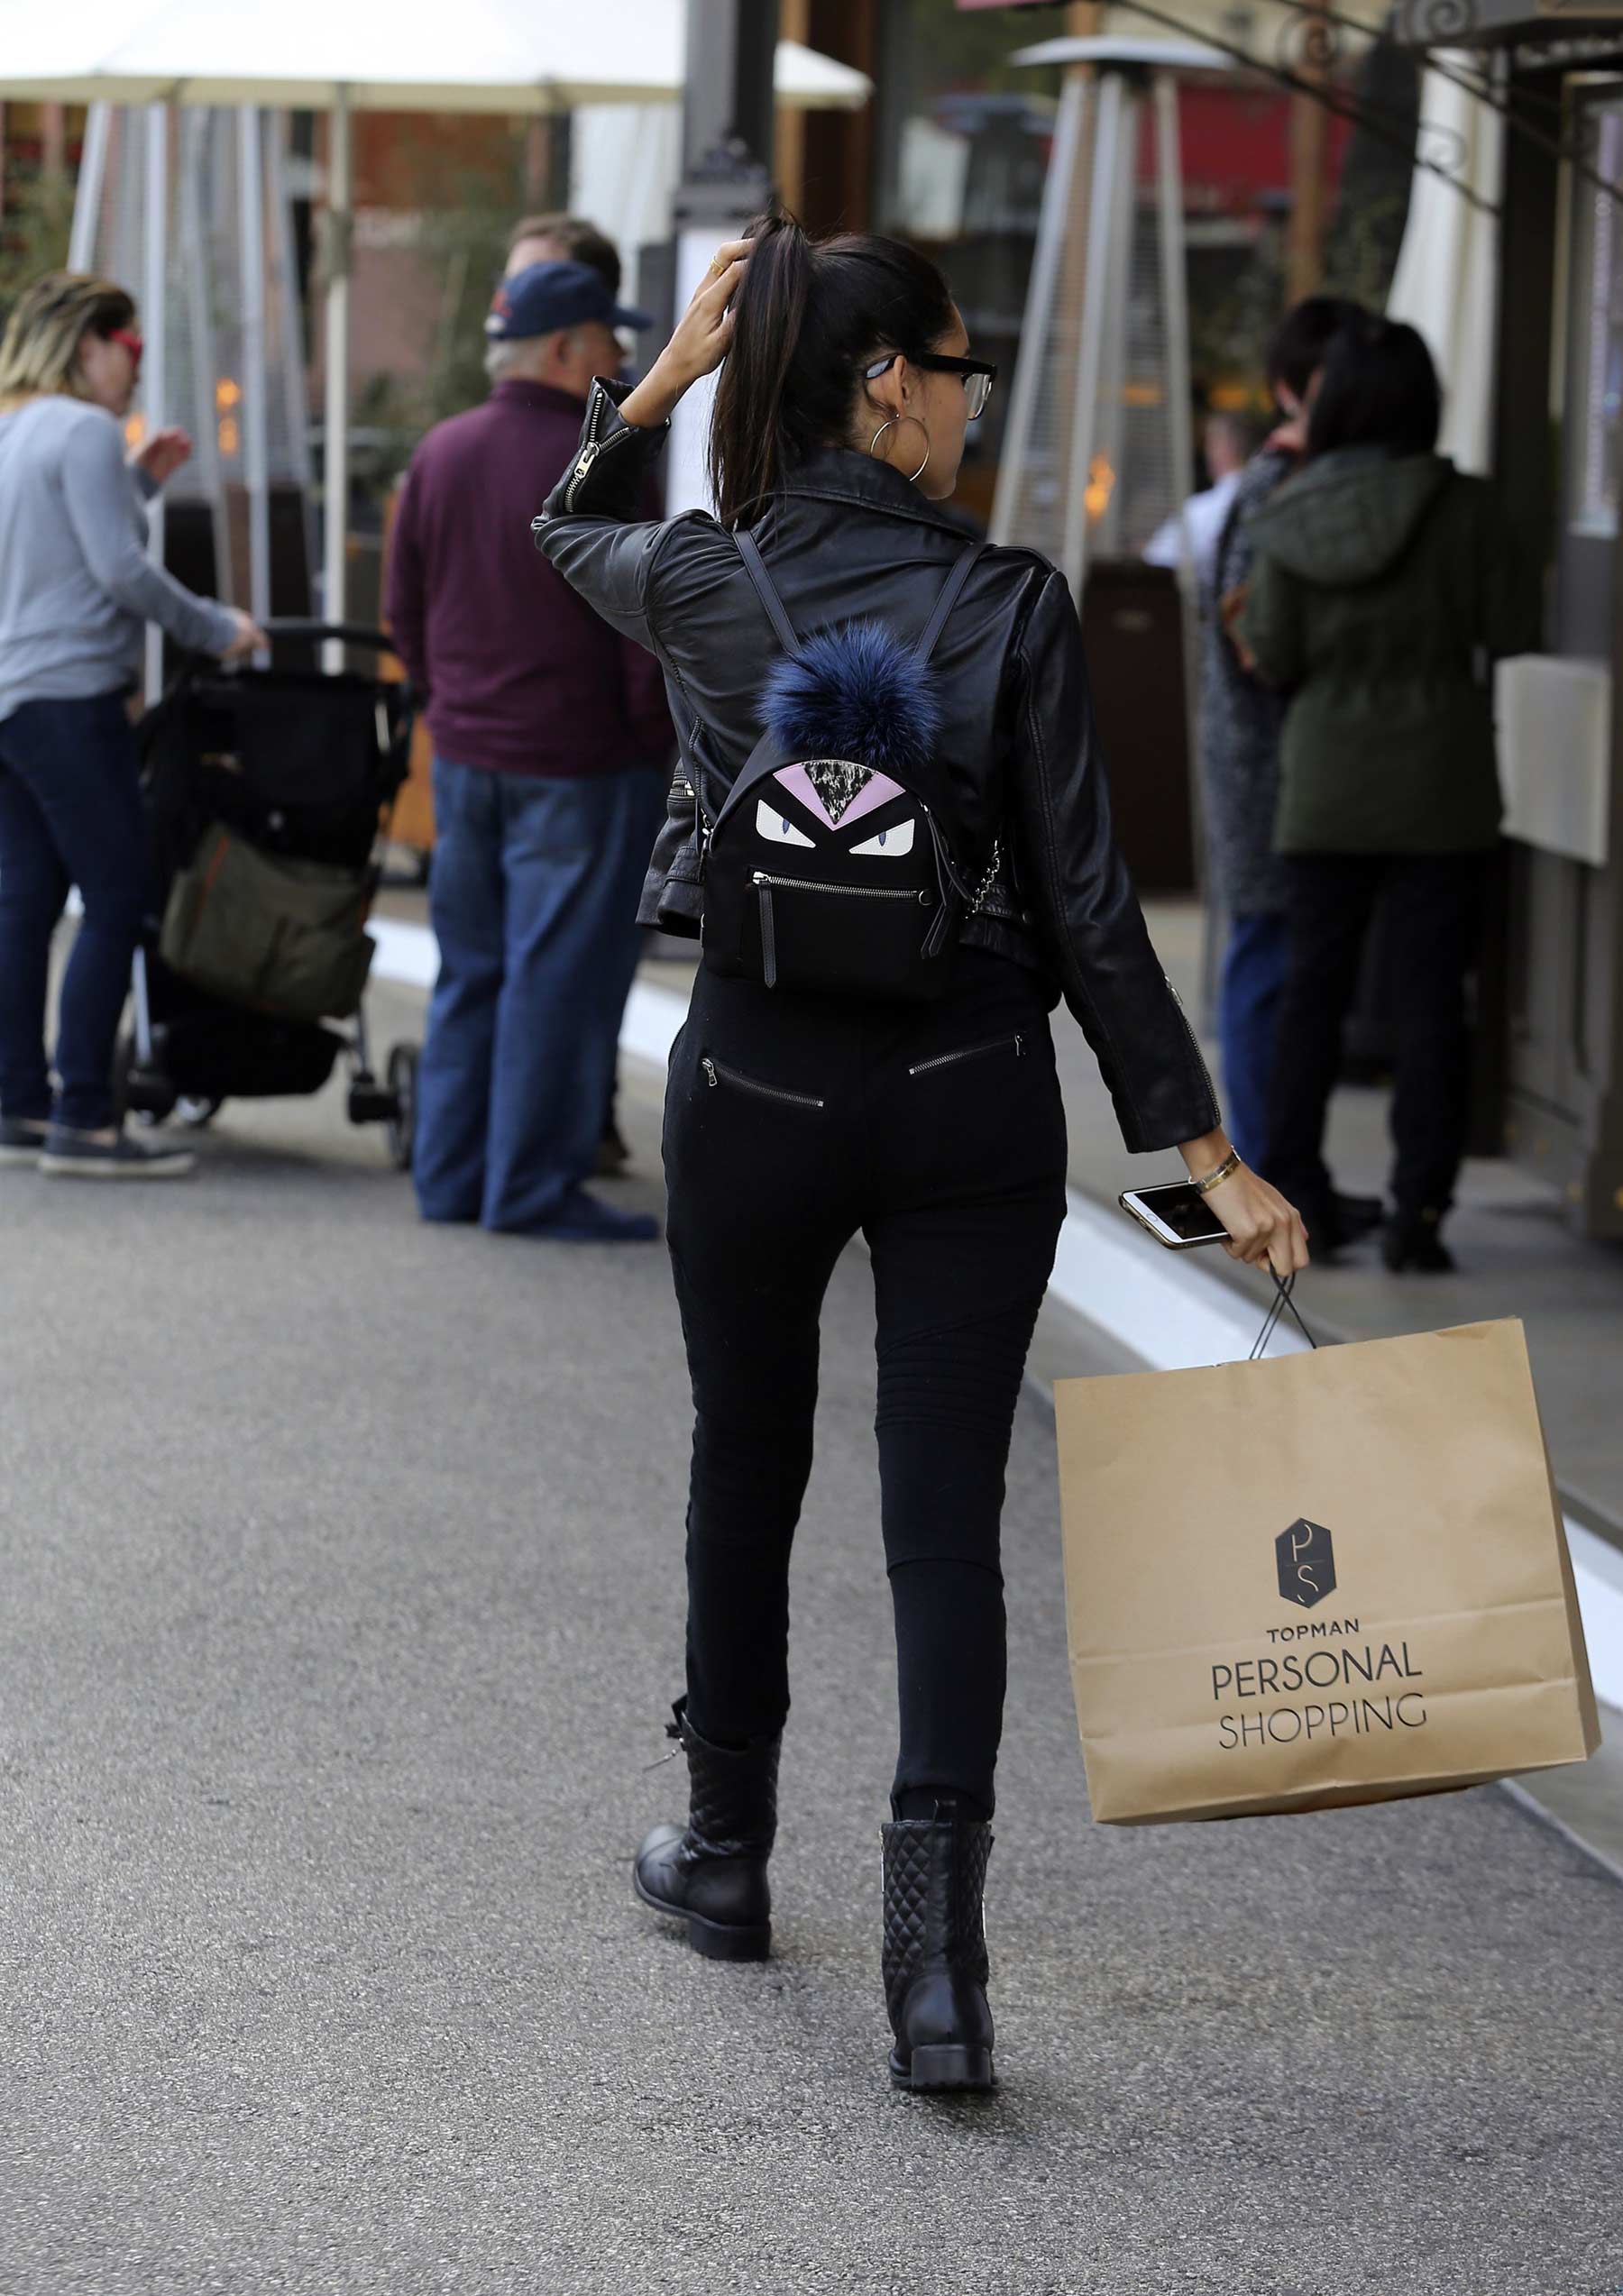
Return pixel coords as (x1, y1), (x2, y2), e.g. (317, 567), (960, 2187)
(761, 621), (940, 779)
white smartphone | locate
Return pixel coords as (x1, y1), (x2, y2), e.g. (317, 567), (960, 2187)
(1119, 1180), (1231, 1250)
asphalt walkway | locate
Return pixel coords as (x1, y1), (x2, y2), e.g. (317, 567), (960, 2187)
(2, 977), (1620, 2296)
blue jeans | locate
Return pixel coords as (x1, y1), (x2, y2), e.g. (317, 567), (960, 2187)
(415, 757), (665, 1230)
(1218, 910), (1288, 1170)
(0, 691), (149, 1133)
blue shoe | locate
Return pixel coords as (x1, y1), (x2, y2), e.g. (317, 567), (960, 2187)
(500, 1187), (659, 1243)
(38, 1124), (196, 1180)
(0, 1116), (50, 1168)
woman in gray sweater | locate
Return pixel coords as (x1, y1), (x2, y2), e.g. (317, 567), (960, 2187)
(0, 271), (262, 1178)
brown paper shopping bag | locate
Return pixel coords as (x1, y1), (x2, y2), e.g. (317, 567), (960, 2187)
(1055, 1317), (1600, 1824)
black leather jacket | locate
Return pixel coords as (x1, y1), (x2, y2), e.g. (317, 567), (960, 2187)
(534, 379), (1219, 1155)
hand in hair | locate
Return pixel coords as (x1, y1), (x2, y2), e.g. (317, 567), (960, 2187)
(619, 240), (750, 430)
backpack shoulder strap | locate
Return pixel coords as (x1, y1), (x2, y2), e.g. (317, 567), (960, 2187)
(733, 528), (801, 656)
(913, 541), (984, 666)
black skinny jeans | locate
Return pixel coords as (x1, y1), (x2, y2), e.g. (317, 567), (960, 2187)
(1263, 854), (1485, 1220)
(663, 950), (1068, 1821)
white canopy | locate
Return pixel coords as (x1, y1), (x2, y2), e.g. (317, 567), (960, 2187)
(0, 2), (871, 654)
(0, 2), (872, 113)
(1386, 57), (1503, 476)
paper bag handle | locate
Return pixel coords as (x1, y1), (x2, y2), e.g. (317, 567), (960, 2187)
(1251, 1273), (1320, 1360)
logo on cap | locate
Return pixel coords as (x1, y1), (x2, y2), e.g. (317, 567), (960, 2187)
(1275, 1518), (1335, 1609)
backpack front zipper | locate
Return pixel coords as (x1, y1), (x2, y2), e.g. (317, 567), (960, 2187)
(908, 1032), (1025, 1079)
(701, 1056), (825, 1111)
(750, 873), (932, 904)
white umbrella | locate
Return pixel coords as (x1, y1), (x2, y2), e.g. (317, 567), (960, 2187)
(0, 2), (870, 110)
(0, 4), (872, 649)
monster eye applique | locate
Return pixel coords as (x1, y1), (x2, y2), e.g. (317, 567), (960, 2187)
(849, 819), (915, 859)
(755, 800), (816, 848)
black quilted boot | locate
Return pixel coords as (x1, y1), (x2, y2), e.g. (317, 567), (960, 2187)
(633, 1698), (779, 1962)
(882, 1803), (996, 2092)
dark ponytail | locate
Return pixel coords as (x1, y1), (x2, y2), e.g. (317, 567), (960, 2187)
(708, 209), (957, 530)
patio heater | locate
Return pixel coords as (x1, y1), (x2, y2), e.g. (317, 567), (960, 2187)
(69, 103), (314, 689)
(992, 34), (1227, 896)
(992, 35), (1227, 593)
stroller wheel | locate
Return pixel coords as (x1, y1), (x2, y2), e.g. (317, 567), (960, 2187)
(115, 1031), (178, 1125)
(385, 1042), (418, 1172)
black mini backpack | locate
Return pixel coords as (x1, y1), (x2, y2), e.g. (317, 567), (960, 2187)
(699, 530), (992, 1003)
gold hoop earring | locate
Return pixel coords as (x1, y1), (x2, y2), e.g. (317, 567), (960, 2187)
(869, 413), (931, 485)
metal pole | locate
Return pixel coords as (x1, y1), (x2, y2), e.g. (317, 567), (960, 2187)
(1061, 67), (1123, 604)
(1154, 68), (1207, 942)
(990, 63), (1088, 547)
(180, 112), (233, 609)
(681, 0), (779, 180)
(238, 105), (272, 634)
(69, 103), (113, 271)
(667, 0), (778, 517)
(270, 117), (319, 605)
(1095, 80), (1138, 557)
(322, 86), (353, 669)
(142, 103), (169, 704)
(1154, 73), (1195, 520)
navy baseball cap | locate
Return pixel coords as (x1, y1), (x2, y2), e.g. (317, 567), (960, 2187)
(484, 260), (651, 342)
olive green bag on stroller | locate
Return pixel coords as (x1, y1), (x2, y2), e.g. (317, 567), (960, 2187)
(159, 823), (377, 1022)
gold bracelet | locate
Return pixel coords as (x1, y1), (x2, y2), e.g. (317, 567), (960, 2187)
(1192, 1149), (1242, 1196)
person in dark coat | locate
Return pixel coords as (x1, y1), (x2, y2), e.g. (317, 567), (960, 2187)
(1198, 297), (1361, 1175)
(1238, 316), (1540, 1270)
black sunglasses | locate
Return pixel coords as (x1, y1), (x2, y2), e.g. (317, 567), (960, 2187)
(862, 351), (998, 420)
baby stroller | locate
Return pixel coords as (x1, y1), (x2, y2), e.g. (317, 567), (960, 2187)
(121, 621), (421, 1168)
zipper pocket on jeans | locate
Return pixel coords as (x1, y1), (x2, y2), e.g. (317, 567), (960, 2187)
(701, 1056), (825, 1111)
(907, 1032), (1025, 1080)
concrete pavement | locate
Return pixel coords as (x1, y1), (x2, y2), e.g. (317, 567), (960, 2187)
(2, 974), (1622, 2295)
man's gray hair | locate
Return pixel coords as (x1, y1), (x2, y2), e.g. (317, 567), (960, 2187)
(484, 338), (546, 382)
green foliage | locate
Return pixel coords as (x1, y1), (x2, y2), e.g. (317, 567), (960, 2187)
(417, 167), (520, 431)
(0, 167), (75, 336)
(343, 131), (528, 515)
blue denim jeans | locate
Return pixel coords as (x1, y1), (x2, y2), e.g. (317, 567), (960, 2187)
(0, 690), (149, 1133)
(415, 757), (665, 1230)
(1217, 910), (1288, 1170)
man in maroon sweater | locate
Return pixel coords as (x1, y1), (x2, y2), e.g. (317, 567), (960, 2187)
(387, 261), (672, 1240)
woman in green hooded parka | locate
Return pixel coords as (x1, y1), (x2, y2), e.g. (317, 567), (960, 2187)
(1238, 316), (1538, 1272)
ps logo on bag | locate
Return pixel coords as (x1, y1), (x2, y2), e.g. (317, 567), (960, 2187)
(1275, 1519), (1336, 1609)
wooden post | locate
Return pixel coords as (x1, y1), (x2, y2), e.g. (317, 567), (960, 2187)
(42, 103), (67, 183)
(778, 0), (812, 211)
(1285, 4), (1329, 299)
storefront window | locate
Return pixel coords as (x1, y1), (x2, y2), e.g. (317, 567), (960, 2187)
(1568, 96), (1623, 542)
(874, 1), (1071, 523)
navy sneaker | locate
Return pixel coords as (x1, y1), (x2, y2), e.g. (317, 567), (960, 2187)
(500, 1187), (658, 1243)
(0, 1116), (50, 1168)
(38, 1126), (197, 1180)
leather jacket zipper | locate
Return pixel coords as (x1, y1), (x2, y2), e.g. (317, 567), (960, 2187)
(750, 872), (931, 904)
(564, 414), (637, 511)
(908, 1032), (1024, 1079)
(701, 1056), (824, 1111)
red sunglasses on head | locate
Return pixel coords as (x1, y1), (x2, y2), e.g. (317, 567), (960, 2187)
(109, 326), (144, 376)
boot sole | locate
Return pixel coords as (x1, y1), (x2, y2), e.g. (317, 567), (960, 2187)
(890, 2044), (996, 2093)
(631, 1869), (771, 1962)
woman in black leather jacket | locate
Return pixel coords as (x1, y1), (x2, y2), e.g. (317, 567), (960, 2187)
(535, 214), (1306, 2094)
